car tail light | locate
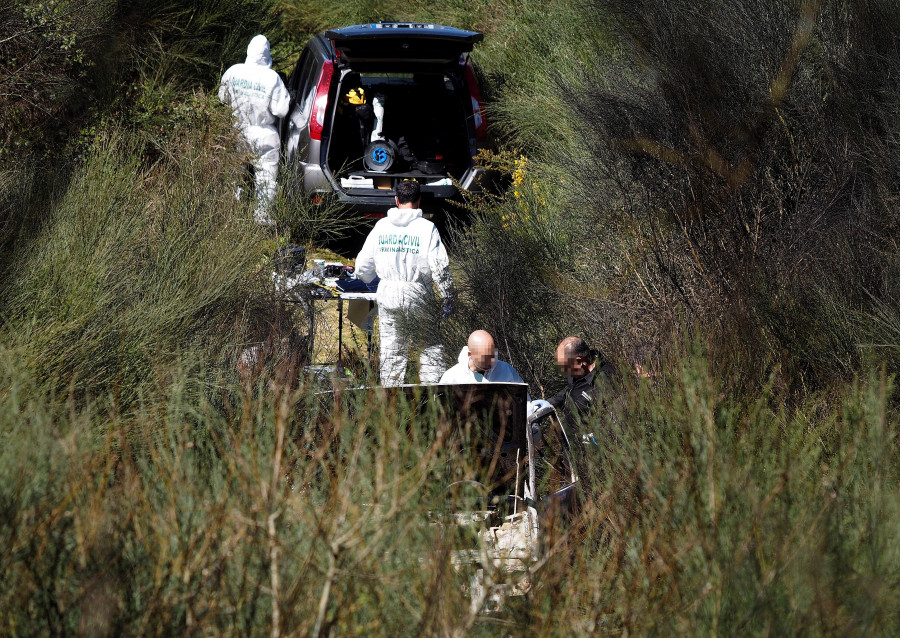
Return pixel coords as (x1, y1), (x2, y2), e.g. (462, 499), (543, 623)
(364, 212), (387, 219)
(309, 60), (334, 141)
(464, 62), (488, 143)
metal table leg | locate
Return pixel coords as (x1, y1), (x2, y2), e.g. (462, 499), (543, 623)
(338, 297), (344, 367)
(367, 301), (375, 359)
(306, 297), (315, 366)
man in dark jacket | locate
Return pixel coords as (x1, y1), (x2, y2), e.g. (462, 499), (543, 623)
(548, 336), (615, 434)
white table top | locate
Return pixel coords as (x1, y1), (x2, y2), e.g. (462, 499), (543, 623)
(339, 292), (378, 301)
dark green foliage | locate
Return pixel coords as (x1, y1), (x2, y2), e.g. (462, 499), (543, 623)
(0, 0), (278, 161)
(0, 0), (114, 159)
(488, 0), (900, 388)
(273, 168), (367, 245)
(517, 362), (900, 636)
(0, 102), (276, 402)
(0, 371), (482, 634)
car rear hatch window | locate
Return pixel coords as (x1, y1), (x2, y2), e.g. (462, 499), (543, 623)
(325, 23), (483, 69)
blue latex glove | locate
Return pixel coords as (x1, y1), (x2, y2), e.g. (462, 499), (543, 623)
(442, 298), (454, 319)
(527, 399), (550, 416)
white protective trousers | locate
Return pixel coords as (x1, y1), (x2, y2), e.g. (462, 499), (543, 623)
(245, 125), (280, 213)
(378, 307), (444, 386)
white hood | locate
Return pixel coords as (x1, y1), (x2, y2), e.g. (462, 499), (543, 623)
(219, 34), (290, 132)
(246, 34), (273, 68)
(386, 207), (422, 227)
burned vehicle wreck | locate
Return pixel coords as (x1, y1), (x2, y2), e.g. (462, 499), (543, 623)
(315, 382), (580, 612)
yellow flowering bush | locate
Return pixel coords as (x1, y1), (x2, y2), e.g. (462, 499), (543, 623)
(470, 149), (549, 229)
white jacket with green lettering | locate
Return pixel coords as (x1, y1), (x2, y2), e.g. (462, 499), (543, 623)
(355, 207), (453, 310)
(218, 35), (290, 148)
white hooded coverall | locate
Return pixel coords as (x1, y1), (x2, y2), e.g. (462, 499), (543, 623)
(439, 346), (526, 385)
(219, 35), (290, 223)
(355, 207), (453, 386)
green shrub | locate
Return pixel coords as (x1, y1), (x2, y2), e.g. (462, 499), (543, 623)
(4, 0), (900, 633)
(0, 0), (278, 162)
(494, 0), (900, 388)
(2, 343), (898, 634)
(0, 108), (271, 402)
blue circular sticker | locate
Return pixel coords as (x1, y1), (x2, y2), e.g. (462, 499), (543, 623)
(372, 147), (388, 164)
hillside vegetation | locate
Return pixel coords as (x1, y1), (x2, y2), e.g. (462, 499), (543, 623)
(2, 0), (900, 634)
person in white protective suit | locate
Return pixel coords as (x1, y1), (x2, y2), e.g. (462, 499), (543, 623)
(439, 330), (526, 385)
(219, 34), (290, 225)
(355, 180), (454, 386)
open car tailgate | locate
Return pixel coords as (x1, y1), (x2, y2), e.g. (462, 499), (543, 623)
(325, 23), (484, 67)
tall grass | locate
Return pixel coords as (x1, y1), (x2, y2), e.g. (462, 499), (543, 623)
(278, 0), (495, 44)
(0, 95), (275, 402)
(525, 359), (900, 635)
(1, 342), (897, 634)
(0, 364), (485, 634)
(3, 0), (900, 633)
(477, 0), (900, 389)
(0, 0), (278, 159)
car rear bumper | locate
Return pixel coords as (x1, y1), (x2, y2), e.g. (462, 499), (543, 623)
(301, 165), (488, 213)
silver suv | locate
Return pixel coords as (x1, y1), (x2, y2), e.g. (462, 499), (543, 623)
(283, 23), (489, 216)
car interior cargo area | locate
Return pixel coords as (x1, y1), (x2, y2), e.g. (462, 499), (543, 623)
(327, 71), (472, 195)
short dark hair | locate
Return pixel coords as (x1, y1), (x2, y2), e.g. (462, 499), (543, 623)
(395, 180), (421, 205)
(563, 337), (597, 363)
